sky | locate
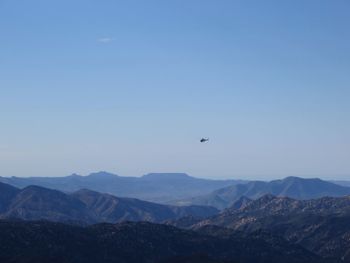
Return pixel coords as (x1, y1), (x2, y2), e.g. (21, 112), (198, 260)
(0, 0), (349, 180)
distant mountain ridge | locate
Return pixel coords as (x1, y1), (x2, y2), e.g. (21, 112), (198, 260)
(173, 176), (350, 209)
(0, 172), (246, 203)
(0, 182), (218, 224)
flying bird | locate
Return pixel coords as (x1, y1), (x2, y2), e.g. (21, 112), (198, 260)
(200, 138), (209, 143)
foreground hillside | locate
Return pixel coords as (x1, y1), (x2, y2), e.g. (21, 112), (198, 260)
(188, 194), (350, 262)
(0, 172), (245, 203)
(0, 182), (217, 224)
(0, 220), (322, 263)
(174, 176), (350, 209)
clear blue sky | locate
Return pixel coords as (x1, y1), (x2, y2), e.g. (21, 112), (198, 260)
(1, 0), (349, 179)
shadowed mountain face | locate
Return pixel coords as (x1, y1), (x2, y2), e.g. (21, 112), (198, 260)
(0, 183), (19, 213)
(0, 172), (246, 203)
(174, 176), (350, 209)
(4, 185), (94, 223)
(0, 182), (218, 224)
(190, 195), (350, 262)
(0, 220), (322, 263)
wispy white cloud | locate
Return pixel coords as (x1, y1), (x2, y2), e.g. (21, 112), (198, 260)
(97, 37), (113, 43)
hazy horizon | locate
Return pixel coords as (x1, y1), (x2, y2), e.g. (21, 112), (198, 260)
(1, 1), (350, 180)
(1, 170), (349, 181)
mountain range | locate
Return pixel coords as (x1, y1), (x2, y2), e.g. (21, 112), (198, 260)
(0, 172), (245, 203)
(2, 174), (350, 262)
(173, 176), (350, 209)
(0, 182), (217, 224)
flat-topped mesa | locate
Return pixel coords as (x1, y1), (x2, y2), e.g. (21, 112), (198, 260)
(87, 171), (120, 178)
(141, 173), (192, 180)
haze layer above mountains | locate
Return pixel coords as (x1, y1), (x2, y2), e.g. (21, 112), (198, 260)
(0, 172), (246, 203)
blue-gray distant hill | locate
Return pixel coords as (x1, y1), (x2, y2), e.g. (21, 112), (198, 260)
(173, 176), (350, 209)
(0, 172), (245, 203)
(0, 182), (218, 224)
